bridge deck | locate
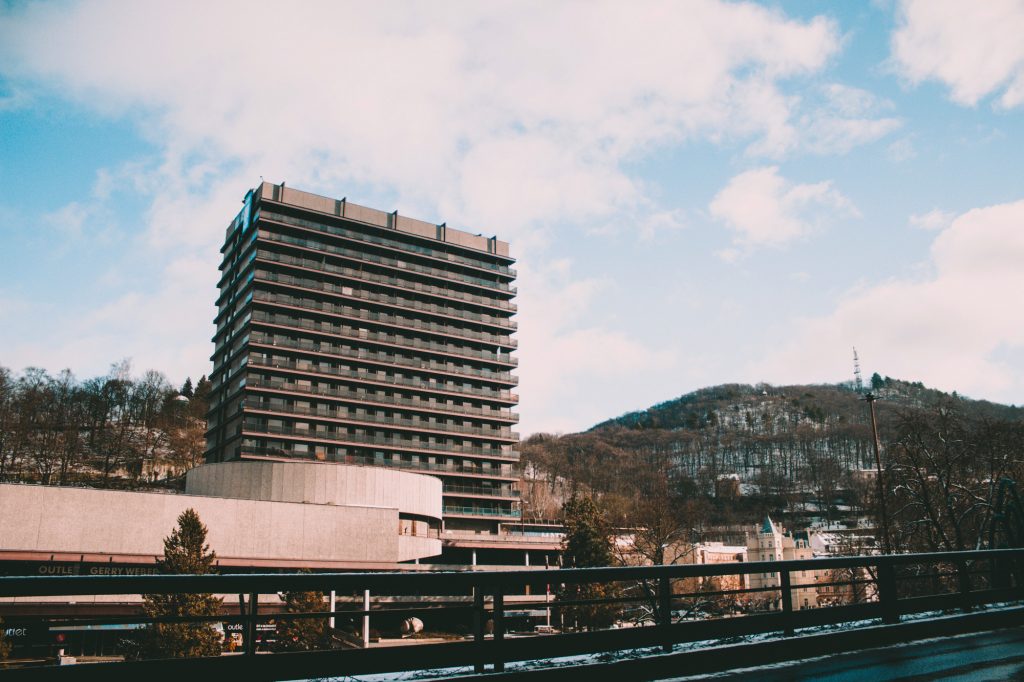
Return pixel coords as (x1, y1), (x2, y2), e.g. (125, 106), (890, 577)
(669, 627), (1024, 681)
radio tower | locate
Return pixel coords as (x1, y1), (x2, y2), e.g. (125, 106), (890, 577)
(853, 347), (864, 393)
(854, 347), (889, 553)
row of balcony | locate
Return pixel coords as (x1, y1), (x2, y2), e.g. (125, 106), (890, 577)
(256, 250), (516, 312)
(259, 228), (514, 296)
(246, 399), (516, 440)
(242, 420), (520, 459)
(249, 333), (517, 385)
(246, 378), (519, 422)
(255, 269), (516, 331)
(248, 356), (518, 402)
(443, 505), (520, 518)
(253, 292), (517, 348)
(442, 483), (521, 499)
(237, 446), (519, 480)
(258, 209), (516, 279)
(252, 316), (515, 367)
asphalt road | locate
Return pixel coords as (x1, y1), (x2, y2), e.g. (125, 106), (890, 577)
(669, 628), (1024, 681)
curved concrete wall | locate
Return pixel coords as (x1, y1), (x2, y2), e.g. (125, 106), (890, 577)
(0, 483), (445, 567)
(185, 461), (442, 521)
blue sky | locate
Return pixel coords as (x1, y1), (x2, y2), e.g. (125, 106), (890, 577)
(2, 0), (1023, 433)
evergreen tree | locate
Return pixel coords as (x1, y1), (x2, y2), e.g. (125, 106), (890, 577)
(274, 585), (334, 652)
(180, 378), (194, 399)
(130, 509), (223, 659)
(558, 494), (618, 629)
(870, 372), (884, 391)
(562, 494), (613, 568)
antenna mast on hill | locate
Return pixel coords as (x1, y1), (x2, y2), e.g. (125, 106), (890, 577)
(854, 347), (890, 553)
(853, 347), (864, 393)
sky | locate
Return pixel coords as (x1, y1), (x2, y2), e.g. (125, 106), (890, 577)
(1, 0), (1023, 435)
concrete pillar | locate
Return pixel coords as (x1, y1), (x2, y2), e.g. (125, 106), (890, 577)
(471, 549), (477, 566)
(525, 551), (530, 566)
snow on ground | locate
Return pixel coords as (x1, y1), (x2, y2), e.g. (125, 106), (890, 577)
(307, 602), (1024, 682)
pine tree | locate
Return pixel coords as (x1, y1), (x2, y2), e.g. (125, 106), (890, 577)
(274, 586), (334, 652)
(558, 494), (618, 630)
(180, 378), (194, 399)
(130, 509), (223, 659)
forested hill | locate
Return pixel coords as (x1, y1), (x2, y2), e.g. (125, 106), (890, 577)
(520, 377), (1024, 522)
(592, 378), (1021, 433)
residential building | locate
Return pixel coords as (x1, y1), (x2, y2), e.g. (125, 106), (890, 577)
(205, 182), (519, 532)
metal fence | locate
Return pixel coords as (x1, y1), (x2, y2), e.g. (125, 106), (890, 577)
(0, 548), (1021, 680)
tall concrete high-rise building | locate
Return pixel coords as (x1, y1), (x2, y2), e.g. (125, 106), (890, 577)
(206, 182), (519, 532)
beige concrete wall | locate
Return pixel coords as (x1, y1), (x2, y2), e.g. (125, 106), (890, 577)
(185, 461), (442, 521)
(0, 483), (412, 565)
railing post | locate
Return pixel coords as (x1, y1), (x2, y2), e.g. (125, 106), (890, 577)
(244, 591), (259, 656)
(493, 586), (505, 673)
(473, 587), (486, 674)
(362, 589), (371, 648)
(779, 570), (794, 636)
(658, 576), (673, 652)
(957, 560), (972, 612)
(877, 561), (899, 624)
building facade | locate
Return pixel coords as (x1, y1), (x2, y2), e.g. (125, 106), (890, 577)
(205, 182), (519, 532)
(746, 516), (821, 611)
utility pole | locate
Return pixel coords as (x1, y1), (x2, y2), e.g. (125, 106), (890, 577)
(854, 348), (890, 554)
(865, 391), (890, 554)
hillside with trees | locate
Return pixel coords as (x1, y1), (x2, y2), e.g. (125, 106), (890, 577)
(0, 361), (210, 489)
(522, 378), (1024, 555)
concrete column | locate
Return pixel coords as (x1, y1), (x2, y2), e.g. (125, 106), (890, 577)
(471, 549), (477, 566)
(329, 590), (336, 629)
(525, 551), (530, 566)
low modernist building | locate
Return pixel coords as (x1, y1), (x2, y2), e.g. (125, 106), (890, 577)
(0, 461), (442, 573)
(205, 182), (519, 533)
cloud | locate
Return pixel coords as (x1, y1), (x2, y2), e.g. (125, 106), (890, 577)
(758, 199), (1024, 401)
(891, 0), (1024, 108)
(709, 166), (858, 255)
(799, 84), (902, 154)
(514, 259), (676, 432)
(909, 208), (955, 231)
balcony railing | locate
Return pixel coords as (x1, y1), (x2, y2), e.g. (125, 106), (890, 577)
(257, 250), (517, 312)
(253, 293), (517, 347)
(242, 420), (519, 459)
(247, 400), (516, 440)
(255, 270), (516, 330)
(246, 378), (519, 422)
(259, 229), (515, 294)
(259, 209), (517, 278)
(443, 505), (521, 518)
(247, 356), (517, 402)
(237, 446), (519, 478)
(252, 312), (517, 365)
(442, 484), (521, 499)
(248, 333), (518, 385)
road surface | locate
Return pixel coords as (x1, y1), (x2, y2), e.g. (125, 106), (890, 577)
(669, 628), (1024, 681)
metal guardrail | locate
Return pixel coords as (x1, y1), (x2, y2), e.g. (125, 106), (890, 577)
(0, 548), (1021, 680)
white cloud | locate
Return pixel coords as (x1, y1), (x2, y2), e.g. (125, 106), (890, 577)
(514, 260), (675, 432)
(892, 0), (1024, 108)
(758, 199), (1024, 401)
(887, 136), (917, 162)
(709, 166), (858, 255)
(909, 208), (955, 231)
(799, 83), (902, 154)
